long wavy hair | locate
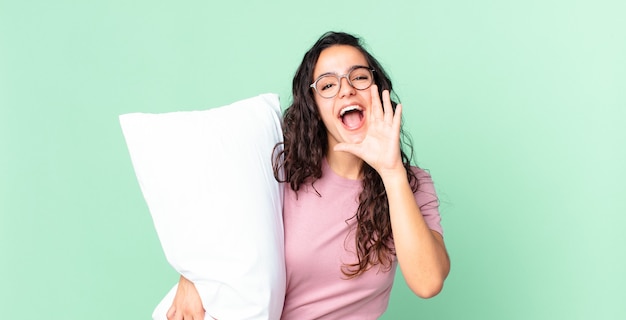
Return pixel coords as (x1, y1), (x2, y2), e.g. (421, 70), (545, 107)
(273, 31), (420, 277)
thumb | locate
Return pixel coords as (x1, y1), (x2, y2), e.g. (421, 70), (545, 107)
(334, 142), (361, 156)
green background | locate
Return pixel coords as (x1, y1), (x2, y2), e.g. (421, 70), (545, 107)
(1, 0), (624, 319)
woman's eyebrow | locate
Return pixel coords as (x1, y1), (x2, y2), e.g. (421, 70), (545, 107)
(314, 71), (335, 79)
(314, 65), (370, 78)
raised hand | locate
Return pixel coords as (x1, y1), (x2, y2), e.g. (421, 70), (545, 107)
(334, 84), (405, 177)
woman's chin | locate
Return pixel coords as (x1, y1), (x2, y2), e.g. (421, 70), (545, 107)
(341, 133), (366, 145)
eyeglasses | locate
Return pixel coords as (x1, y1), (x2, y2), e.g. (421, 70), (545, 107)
(310, 66), (375, 99)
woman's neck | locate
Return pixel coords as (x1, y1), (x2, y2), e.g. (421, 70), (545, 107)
(326, 149), (364, 180)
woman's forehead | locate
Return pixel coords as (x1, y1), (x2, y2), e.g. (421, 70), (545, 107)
(314, 45), (368, 77)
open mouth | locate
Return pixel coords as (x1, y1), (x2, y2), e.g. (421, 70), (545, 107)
(339, 105), (364, 129)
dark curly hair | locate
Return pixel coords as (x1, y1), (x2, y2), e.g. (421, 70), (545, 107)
(273, 31), (420, 277)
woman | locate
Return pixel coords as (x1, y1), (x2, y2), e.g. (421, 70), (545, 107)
(168, 31), (450, 320)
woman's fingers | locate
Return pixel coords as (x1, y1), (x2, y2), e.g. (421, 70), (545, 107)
(166, 308), (205, 320)
(370, 85), (383, 121)
(393, 103), (403, 131)
(166, 275), (206, 320)
(370, 85), (395, 125)
(381, 89), (393, 124)
(166, 306), (177, 319)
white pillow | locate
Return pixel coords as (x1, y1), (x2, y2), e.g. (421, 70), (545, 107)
(119, 93), (285, 320)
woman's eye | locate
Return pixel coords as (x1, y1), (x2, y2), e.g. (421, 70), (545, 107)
(321, 83), (336, 91)
(351, 72), (370, 81)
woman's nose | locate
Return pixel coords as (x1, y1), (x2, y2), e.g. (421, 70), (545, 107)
(337, 76), (355, 98)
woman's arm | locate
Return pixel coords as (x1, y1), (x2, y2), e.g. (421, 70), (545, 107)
(166, 275), (207, 320)
(380, 170), (450, 298)
(334, 86), (450, 298)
